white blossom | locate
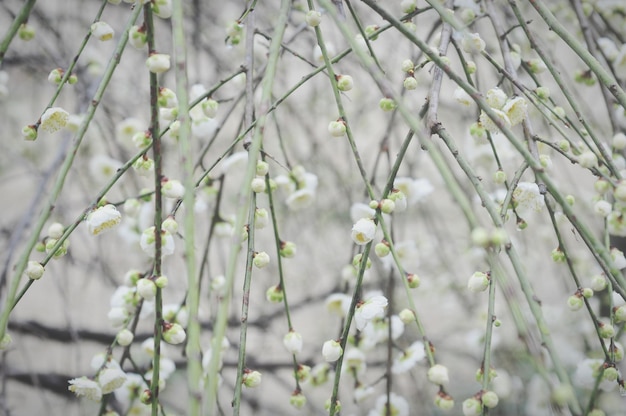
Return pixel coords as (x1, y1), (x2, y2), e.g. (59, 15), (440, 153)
(145, 53), (170, 74)
(90, 21), (114, 41)
(98, 367), (127, 394)
(40, 107), (69, 133)
(325, 293), (351, 317)
(86, 204), (122, 235)
(322, 339), (343, 362)
(461, 32), (486, 53)
(502, 96), (527, 126)
(163, 322), (186, 345)
(342, 348), (367, 376)
(283, 331), (303, 354)
(355, 294), (388, 330)
(427, 364), (450, 385)
(485, 87), (508, 109)
(454, 86), (473, 106)
(392, 341), (425, 374)
(286, 188), (315, 210)
(512, 182), (545, 215)
(68, 377), (102, 402)
(89, 155), (123, 184)
(140, 226), (175, 257)
(351, 218), (376, 246)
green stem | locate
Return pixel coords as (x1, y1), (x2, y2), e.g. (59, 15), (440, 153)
(232, 194), (257, 415)
(171, 0), (201, 414)
(205, 0), (291, 413)
(527, 0), (626, 111)
(0, 0), (37, 64)
(144, 4), (164, 415)
(0, 2), (142, 342)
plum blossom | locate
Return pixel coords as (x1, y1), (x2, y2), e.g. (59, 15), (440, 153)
(86, 204), (122, 236)
(40, 107), (69, 133)
(355, 294), (388, 330)
(351, 218), (376, 245)
(322, 339), (343, 362)
(391, 341), (425, 374)
(68, 377), (102, 402)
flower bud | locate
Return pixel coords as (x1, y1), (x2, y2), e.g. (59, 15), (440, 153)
(578, 151), (598, 169)
(461, 32), (486, 53)
(491, 228), (509, 246)
(599, 322), (615, 339)
(403, 76), (418, 90)
(401, 59), (414, 73)
(551, 248), (566, 263)
(380, 198), (395, 214)
(322, 339), (343, 362)
(336, 74), (354, 92)
(398, 308), (415, 324)
(162, 178), (185, 199)
(434, 391), (455, 410)
(145, 53), (171, 74)
(137, 278), (157, 301)
(401, 0), (417, 13)
(379, 97), (397, 112)
(535, 86), (550, 100)
(253, 251), (270, 268)
(26, 261), (45, 280)
(256, 160), (269, 177)
(590, 274), (607, 291)
(45, 238), (69, 258)
(202, 98), (219, 118)
(328, 119), (346, 137)
(48, 68), (64, 84)
(280, 241), (297, 258)
(162, 322), (186, 345)
(467, 271), (489, 293)
(290, 391), (307, 409)
(614, 305), (626, 322)
(466, 60), (477, 74)
(132, 130), (152, 149)
(305, 10), (322, 27)
(567, 294), (584, 311)
(22, 124), (38, 141)
(602, 366), (618, 382)
(283, 331), (303, 354)
(116, 329), (134, 346)
(427, 364), (449, 385)
(129, 25), (147, 49)
(462, 397), (482, 416)
(251, 177), (267, 193)
(140, 389), (152, 405)
(374, 241), (390, 258)
(162, 216), (178, 234)
(242, 369), (262, 387)
(91, 21), (114, 41)
(493, 170), (507, 184)
(406, 273), (420, 288)
(266, 285), (284, 303)
(481, 390), (499, 408)
(155, 275), (168, 288)
(471, 227), (490, 248)
(352, 253), (372, 269)
(613, 133), (626, 150)
(18, 23), (35, 41)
